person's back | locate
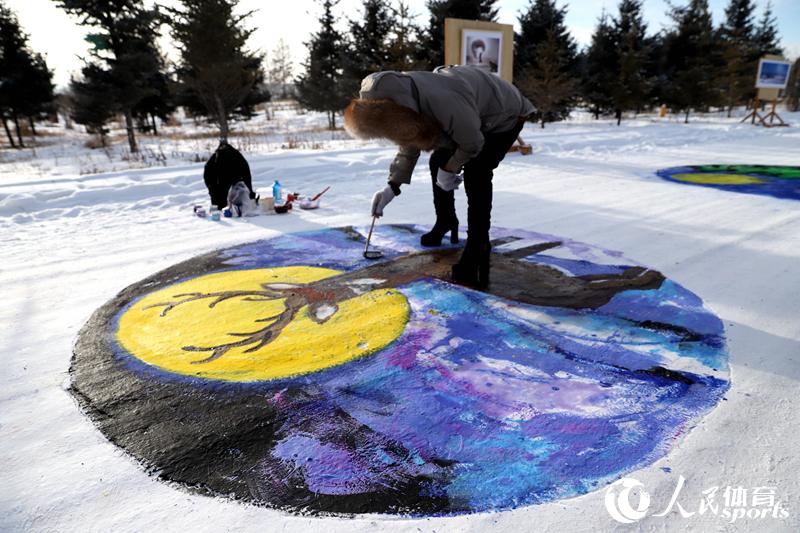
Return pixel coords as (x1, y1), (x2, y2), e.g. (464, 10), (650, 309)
(410, 66), (533, 135)
(203, 142), (255, 209)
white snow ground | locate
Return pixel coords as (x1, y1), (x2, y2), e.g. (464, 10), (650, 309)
(1, 110), (799, 532)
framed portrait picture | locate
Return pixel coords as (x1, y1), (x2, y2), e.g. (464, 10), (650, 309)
(461, 29), (503, 76)
(755, 58), (791, 89)
(444, 19), (515, 82)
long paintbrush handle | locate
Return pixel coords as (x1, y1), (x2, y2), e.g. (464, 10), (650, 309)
(365, 216), (376, 253)
(312, 186), (331, 201)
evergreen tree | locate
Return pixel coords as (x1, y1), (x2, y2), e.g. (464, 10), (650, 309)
(386, 1), (426, 71)
(718, 0), (757, 116)
(423, 0), (499, 70)
(56, 0), (163, 153)
(269, 39), (294, 99)
(341, 0), (394, 98)
(0, 3), (24, 148)
(722, 0), (755, 40)
(661, 0), (720, 123)
(69, 66), (115, 146)
(785, 58), (799, 112)
(609, 0), (652, 124)
(18, 52), (55, 135)
(168, 0), (267, 142)
(581, 12), (615, 119)
(0, 3), (54, 148)
(516, 0), (578, 126)
(518, 29), (578, 128)
(296, 0), (349, 130)
(133, 66), (174, 136)
(516, 0), (576, 78)
(753, 1), (782, 56)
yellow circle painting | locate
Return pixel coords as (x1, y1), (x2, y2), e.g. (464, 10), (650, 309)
(671, 173), (765, 185)
(116, 266), (409, 382)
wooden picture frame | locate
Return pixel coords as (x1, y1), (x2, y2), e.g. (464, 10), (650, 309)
(444, 18), (514, 82)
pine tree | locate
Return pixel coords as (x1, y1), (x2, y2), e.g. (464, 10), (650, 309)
(341, 0), (394, 98)
(785, 58), (799, 112)
(423, 0), (499, 70)
(581, 12), (616, 119)
(168, 0), (267, 142)
(0, 3), (54, 148)
(718, 0), (757, 116)
(269, 39), (294, 99)
(69, 66), (115, 146)
(661, 0), (720, 123)
(56, 0), (163, 153)
(516, 0), (578, 126)
(609, 0), (652, 124)
(518, 29), (577, 128)
(753, 1), (782, 57)
(133, 66), (174, 136)
(516, 0), (576, 78)
(14, 52), (54, 136)
(386, 1), (426, 71)
(296, 0), (349, 130)
(0, 3), (24, 148)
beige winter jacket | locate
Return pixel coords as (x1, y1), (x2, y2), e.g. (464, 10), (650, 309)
(359, 66), (535, 185)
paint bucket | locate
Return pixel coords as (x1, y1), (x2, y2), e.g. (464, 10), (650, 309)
(299, 198), (320, 210)
(274, 202), (292, 214)
(262, 197), (275, 214)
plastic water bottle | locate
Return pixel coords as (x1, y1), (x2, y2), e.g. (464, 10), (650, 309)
(272, 180), (282, 204)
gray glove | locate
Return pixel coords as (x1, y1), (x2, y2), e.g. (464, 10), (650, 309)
(371, 185), (397, 217)
(436, 167), (463, 191)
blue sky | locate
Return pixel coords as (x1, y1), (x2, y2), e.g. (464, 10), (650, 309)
(8, 0), (799, 89)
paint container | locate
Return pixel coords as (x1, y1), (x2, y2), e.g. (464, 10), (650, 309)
(193, 206), (207, 218)
(299, 198), (320, 210)
(262, 197), (275, 214)
(274, 202), (292, 214)
(210, 207), (220, 221)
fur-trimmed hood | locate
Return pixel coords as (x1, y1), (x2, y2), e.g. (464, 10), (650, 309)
(344, 98), (443, 151)
(344, 71), (444, 151)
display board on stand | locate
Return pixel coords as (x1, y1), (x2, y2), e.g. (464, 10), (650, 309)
(742, 55), (791, 127)
(444, 18), (531, 154)
(444, 18), (514, 81)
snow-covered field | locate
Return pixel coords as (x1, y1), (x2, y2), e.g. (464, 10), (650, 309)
(1, 109), (799, 532)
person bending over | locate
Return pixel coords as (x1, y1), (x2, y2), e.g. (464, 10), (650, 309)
(344, 65), (534, 288)
(203, 141), (256, 210)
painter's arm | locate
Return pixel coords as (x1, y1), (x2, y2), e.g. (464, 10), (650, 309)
(388, 145), (421, 187)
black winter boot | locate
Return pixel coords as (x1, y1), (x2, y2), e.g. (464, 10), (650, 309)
(421, 217), (459, 246)
(452, 235), (490, 288)
(423, 149), (460, 247)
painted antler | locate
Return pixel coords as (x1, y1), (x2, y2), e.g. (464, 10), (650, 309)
(183, 293), (307, 364)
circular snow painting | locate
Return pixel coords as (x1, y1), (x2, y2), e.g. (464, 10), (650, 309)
(657, 164), (800, 200)
(71, 225), (729, 516)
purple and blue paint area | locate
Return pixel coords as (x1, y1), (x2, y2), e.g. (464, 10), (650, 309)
(73, 225), (729, 516)
(656, 164), (800, 200)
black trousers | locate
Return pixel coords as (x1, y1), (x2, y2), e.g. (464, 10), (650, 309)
(428, 121), (526, 248)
